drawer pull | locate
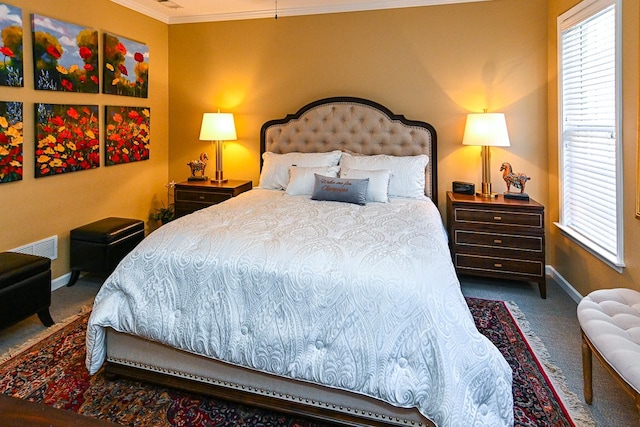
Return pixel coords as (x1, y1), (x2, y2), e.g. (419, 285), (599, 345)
(493, 239), (502, 244)
(494, 263), (503, 268)
(199, 196), (205, 200)
(493, 216), (502, 221)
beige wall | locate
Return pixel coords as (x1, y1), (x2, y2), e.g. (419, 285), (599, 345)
(168, 0), (549, 216)
(0, 0), (169, 279)
(547, 0), (640, 295)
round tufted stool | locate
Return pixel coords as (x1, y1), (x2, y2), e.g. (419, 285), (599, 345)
(577, 288), (640, 424)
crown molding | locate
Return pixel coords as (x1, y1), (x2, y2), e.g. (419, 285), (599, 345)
(111, 0), (171, 23)
(111, 0), (489, 24)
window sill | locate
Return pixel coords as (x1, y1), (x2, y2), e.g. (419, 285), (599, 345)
(554, 222), (625, 273)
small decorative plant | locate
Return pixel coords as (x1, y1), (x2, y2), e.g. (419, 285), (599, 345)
(149, 181), (176, 224)
(149, 203), (174, 224)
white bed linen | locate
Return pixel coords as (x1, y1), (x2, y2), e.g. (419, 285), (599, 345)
(86, 189), (513, 426)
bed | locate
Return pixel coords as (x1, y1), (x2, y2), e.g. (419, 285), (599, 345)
(86, 97), (513, 427)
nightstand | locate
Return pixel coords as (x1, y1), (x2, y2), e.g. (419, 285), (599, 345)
(174, 180), (252, 218)
(446, 191), (546, 298)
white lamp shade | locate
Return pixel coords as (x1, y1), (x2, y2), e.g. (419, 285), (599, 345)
(199, 112), (237, 141)
(462, 113), (511, 147)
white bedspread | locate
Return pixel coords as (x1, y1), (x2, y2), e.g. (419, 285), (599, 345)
(86, 189), (513, 426)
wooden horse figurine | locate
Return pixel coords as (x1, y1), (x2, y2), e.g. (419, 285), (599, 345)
(500, 162), (530, 195)
(187, 152), (209, 181)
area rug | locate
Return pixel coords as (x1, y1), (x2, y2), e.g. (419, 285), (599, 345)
(0, 298), (594, 426)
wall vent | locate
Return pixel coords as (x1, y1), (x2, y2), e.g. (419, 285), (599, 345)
(10, 235), (58, 260)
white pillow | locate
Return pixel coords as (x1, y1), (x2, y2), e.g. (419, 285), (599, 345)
(286, 166), (340, 196)
(259, 150), (342, 190)
(340, 168), (391, 203)
(340, 153), (428, 199)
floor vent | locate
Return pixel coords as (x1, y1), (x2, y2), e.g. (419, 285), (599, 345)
(10, 235), (58, 260)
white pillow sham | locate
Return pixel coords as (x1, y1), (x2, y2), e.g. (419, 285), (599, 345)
(259, 150), (342, 190)
(286, 166), (340, 196)
(340, 153), (428, 199)
(339, 168), (391, 203)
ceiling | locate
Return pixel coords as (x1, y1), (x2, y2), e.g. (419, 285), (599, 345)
(111, 0), (487, 24)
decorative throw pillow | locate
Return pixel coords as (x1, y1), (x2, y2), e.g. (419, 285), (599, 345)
(258, 150), (342, 190)
(285, 166), (340, 196)
(311, 174), (369, 205)
(340, 168), (391, 203)
(340, 153), (428, 199)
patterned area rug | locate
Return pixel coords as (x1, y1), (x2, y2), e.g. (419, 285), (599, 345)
(0, 298), (594, 426)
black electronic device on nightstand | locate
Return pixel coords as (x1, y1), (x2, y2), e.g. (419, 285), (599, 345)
(452, 181), (475, 195)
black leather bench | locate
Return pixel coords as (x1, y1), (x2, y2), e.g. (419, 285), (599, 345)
(0, 252), (53, 330)
(67, 217), (144, 287)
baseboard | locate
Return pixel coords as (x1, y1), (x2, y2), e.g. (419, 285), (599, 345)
(51, 273), (73, 291)
(546, 265), (583, 304)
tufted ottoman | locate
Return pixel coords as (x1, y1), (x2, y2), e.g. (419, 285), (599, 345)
(577, 288), (640, 423)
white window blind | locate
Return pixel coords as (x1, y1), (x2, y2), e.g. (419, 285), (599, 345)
(558, 0), (622, 269)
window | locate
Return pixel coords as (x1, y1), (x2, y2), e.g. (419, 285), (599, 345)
(557, 0), (623, 270)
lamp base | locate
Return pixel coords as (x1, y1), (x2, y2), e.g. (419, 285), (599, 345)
(211, 169), (227, 184)
(476, 191), (498, 198)
(476, 181), (498, 198)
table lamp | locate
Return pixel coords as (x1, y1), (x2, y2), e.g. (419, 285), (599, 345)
(462, 112), (511, 198)
(199, 111), (237, 183)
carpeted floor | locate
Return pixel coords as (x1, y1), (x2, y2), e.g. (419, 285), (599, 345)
(0, 275), (636, 426)
(461, 276), (638, 427)
(1, 295), (587, 426)
(0, 277), (101, 359)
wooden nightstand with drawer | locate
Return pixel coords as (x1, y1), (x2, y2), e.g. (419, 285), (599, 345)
(446, 191), (546, 298)
(174, 180), (252, 218)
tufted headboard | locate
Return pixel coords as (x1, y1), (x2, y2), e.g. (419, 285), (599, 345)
(260, 96), (438, 202)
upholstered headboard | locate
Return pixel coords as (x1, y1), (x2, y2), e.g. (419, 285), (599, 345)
(260, 96), (438, 202)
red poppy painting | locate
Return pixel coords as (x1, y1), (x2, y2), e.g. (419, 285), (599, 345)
(31, 15), (99, 93)
(0, 3), (23, 87)
(103, 33), (148, 98)
(105, 106), (150, 166)
(35, 103), (99, 177)
(0, 101), (23, 183)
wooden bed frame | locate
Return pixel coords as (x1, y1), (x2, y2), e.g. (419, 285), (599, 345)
(103, 96), (439, 427)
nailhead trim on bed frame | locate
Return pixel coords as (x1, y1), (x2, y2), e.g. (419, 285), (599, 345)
(107, 356), (425, 426)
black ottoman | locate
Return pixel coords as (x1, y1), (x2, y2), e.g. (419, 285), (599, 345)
(68, 217), (144, 287)
(0, 252), (53, 330)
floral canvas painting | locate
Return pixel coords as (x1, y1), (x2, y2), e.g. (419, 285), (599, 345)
(35, 103), (99, 178)
(31, 14), (98, 92)
(105, 106), (150, 166)
(0, 101), (22, 183)
(103, 33), (148, 98)
(0, 3), (23, 87)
